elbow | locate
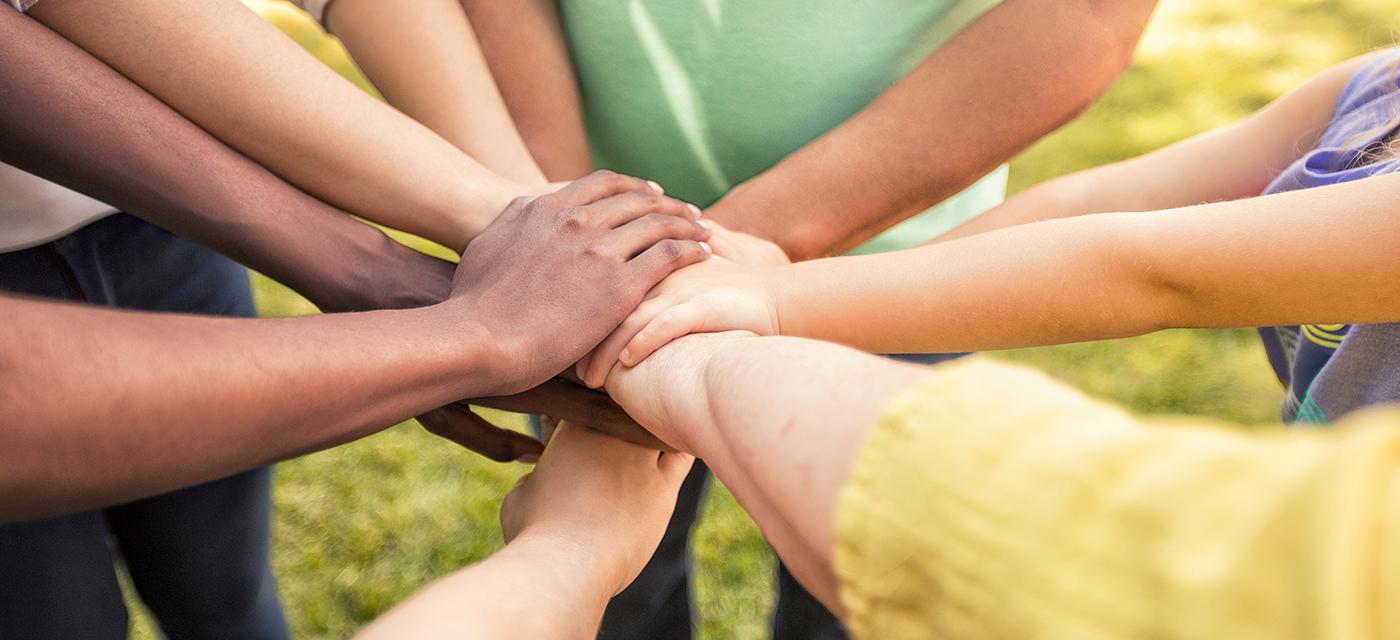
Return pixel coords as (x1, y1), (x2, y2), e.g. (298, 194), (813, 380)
(1065, 0), (1153, 106)
(1096, 213), (1192, 335)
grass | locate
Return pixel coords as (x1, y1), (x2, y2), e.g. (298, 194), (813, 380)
(128, 1), (1398, 638)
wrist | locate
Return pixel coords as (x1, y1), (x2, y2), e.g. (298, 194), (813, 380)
(423, 297), (515, 398)
(510, 528), (629, 597)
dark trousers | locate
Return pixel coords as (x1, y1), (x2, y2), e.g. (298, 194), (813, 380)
(0, 214), (289, 640)
(592, 352), (964, 639)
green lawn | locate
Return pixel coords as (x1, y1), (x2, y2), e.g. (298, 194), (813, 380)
(127, 1), (1397, 638)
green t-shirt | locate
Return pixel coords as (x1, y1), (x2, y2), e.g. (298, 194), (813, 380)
(561, 0), (1008, 254)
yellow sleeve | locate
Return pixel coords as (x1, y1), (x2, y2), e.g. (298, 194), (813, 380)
(836, 358), (1400, 640)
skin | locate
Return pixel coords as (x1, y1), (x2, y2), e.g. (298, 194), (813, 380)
(26, 0), (528, 252)
(579, 54), (1396, 384)
(605, 332), (1400, 636)
(463, 0), (1158, 259)
(602, 333), (927, 613)
(358, 423), (694, 639)
(0, 10), (666, 459)
(318, 0), (546, 184)
(0, 172), (711, 522)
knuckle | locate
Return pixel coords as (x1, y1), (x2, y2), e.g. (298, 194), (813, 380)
(559, 207), (589, 229)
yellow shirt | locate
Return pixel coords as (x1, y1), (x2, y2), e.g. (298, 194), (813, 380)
(837, 359), (1400, 639)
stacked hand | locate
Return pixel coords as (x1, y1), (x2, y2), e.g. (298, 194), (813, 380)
(420, 171), (710, 461)
(577, 222), (789, 389)
(501, 421), (694, 594)
(448, 170), (711, 397)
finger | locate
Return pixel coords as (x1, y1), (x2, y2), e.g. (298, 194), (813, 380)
(542, 170), (660, 208)
(585, 298), (667, 388)
(620, 302), (710, 367)
(605, 213), (711, 260)
(419, 406), (543, 463)
(573, 353), (594, 385)
(658, 452), (697, 477)
(582, 190), (703, 229)
(701, 221), (739, 259)
(470, 380), (623, 428)
(628, 239), (712, 292)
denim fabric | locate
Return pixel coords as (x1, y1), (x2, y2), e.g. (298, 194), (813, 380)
(0, 214), (288, 640)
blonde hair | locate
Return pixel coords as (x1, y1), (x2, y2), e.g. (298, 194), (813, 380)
(1341, 54), (1400, 170)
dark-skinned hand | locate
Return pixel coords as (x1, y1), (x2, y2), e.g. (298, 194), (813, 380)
(449, 170), (711, 397)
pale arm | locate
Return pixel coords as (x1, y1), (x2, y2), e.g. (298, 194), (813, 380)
(609, 333), (1400, 637)
(937, 52), (1379, 243)
(28, 0), (523, 252)
(358, 533), (615, 640)
(589, 169), (1400, 382)
(359, 423), (693, 639)
(321, 0), (546, 184)
(460, 0), (593, 181)
(772, 172), (1400, 353)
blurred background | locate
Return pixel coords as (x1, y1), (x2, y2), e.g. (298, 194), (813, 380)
(121, 1), (1398, 637)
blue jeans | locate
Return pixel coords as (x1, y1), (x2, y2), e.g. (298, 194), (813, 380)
(0, 214), (289, 640)
(544, 352), (965, 639)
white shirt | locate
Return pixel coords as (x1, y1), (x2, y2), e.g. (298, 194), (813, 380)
(0, 164), (116, 252)
(2, 1), (128, 250)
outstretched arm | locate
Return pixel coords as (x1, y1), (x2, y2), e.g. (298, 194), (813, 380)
(576, 53), (1399, 384)
(314, 0), (546, 184)
(0, 10), (652, 459)
(0, 7), (449, 314)
(0, 173), (710, 522)
(700, 0), (1158, 259)
(26, 0), (525, 252)
(936, 52), (1379, 243)
(358, 423), (693, 640)
(606, 333), (1400, 638)
(459, 0), (593, 181)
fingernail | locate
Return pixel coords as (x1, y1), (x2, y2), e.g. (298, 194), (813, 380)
(699, 241), (712, 254)
(647, 180), (664, 194)
(517, 453), (541, 464)
(687, 203), (703, 219)
(698, 219), (714, 229)
(619, 349), (632, 364)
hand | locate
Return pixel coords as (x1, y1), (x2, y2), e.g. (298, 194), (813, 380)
(471, 377), (669, 451)
(416, 403), (544, 463)
(577, 257), (782, 388)
(450, 170), (711, 396)
(702, 220), (791, 266)
(500, 422), (694, 595)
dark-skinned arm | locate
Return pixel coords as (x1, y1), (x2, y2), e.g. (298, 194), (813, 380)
(0, 10), (661, 458)
(0, 172), (710, 522)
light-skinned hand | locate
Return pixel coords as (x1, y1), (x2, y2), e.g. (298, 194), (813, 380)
(577, 257), (782, 388)
(501, 422), (694, 595)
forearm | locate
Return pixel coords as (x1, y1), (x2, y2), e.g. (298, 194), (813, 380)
(0, 296), (494, 521)
(773, 174), (1400, 353)
(358, 531), (615, 640)
(324, 0), (546, 185)
(0, 8), (452, 312)
(612, 333), (925, 610)
(29, 0), (519, 251)
(706, 0), (1154, 260)
(461, 0), (594, 181)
